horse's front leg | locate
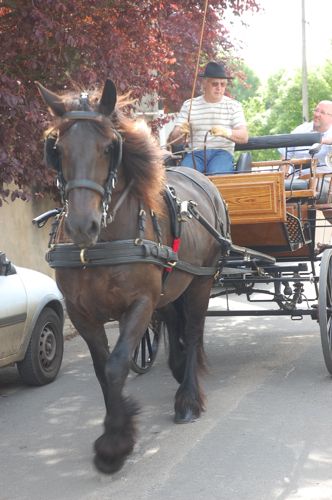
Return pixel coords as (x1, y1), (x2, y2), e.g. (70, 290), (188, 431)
(66, 304), (110, 403)
(94, 298), (154, 474)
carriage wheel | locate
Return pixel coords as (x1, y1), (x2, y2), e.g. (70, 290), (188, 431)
(130, 314), (164, 374)
(318, 248), (332, 374)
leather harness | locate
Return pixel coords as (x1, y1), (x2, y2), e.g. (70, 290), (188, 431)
(43, 183), (231, 276)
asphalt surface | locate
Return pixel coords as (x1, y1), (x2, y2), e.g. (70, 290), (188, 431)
(1, 296), (332, 500)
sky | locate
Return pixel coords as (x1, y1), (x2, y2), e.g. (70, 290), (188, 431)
(225, 0), (332, 81)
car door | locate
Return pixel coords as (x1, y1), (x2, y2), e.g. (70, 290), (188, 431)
(0, 272), (28, 363)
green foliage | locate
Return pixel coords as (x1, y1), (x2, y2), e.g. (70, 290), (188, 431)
(228, 62), (261, 101)
(242, 57), (332, 160)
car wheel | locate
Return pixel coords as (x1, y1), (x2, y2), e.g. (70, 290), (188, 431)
(17, 307), (64, 386)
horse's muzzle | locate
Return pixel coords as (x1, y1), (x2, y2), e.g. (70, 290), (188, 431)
(64, 215), (101, 248)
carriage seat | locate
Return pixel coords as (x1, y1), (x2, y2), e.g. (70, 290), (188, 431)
(284, 178), (309, 190)
(284, 174), (317, 200)
(235, 152), (252, 172)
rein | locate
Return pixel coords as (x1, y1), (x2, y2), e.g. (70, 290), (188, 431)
(108, 179), (134, 223)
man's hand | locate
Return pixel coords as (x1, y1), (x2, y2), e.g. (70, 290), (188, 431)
(179, 122), (190, 135)
(210, 126), (232, 139)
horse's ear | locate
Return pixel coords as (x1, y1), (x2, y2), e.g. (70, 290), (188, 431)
(35, 81), (66, 117)
(98, 79), (117, 116)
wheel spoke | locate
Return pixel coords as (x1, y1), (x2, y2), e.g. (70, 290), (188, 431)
(141, 336), (146, 368)
(130, 316), (163, 374)
(132, 346), (139, 363)
(145, 331), (153, 359)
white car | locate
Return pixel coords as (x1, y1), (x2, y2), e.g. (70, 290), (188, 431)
(0, 251), (64, 385)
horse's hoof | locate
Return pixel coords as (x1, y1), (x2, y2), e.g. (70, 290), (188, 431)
(94, 453), (126, 475)
(94, 428), (135, 474)
(174, 409), (199, 424)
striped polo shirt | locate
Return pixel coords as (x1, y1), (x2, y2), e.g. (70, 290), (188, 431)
(174, 95), (246, 154)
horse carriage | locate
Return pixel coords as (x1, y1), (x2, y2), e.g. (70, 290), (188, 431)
(134, 132), (332, 376)
(34, 79), (332, 474)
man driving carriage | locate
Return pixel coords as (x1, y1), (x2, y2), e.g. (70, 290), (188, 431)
(168, 61), (249, 175)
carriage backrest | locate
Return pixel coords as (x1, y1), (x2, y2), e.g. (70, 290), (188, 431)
(235, 152), (252, 172)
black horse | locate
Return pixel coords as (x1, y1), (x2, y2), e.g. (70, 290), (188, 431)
(36, 79), (230, 473)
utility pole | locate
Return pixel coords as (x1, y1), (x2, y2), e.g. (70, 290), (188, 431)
(301, 0), (309, 121)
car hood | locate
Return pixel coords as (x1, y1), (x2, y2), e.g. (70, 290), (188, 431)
(16, 266), (64, 304)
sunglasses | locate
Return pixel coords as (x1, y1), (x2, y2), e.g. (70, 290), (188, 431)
(209, 81), (227, 88)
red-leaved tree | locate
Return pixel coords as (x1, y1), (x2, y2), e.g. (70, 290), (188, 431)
(0, 0), (260, 205)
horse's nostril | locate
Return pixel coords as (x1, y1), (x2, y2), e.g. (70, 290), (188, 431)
(90, 220), (99, 236)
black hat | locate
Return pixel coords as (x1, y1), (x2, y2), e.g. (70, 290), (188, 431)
(198, 61), (233, 79)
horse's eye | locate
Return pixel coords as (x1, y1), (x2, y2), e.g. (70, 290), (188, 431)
(104, 144), (113, 155)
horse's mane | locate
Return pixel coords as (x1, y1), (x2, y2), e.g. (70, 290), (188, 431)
(115, 108), (166, 214)
(49, 88), (166, 214)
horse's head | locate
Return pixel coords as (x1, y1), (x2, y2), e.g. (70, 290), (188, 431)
(36, 79), (123, 248)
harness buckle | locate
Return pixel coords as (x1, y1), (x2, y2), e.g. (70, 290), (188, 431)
(80, 248), (89, 264)
(102, 203), (109, 227)
(179, 201), (192, 221)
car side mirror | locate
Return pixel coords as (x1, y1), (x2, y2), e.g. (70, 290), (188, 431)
(0, 252), (7, 276)
(0, 252), (12, 276)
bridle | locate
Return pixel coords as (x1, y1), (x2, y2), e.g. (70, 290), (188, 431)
(46, 106), (123, 227)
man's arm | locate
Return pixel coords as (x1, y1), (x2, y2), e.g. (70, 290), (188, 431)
(230, 125), (249, 144)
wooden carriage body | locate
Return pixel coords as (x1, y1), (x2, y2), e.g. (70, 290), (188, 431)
(209, 133), (331, 260)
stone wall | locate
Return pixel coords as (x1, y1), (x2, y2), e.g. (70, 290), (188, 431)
(0, 194), (57, 277)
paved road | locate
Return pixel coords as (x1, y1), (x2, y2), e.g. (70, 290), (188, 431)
(1, 297), (332, 500)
